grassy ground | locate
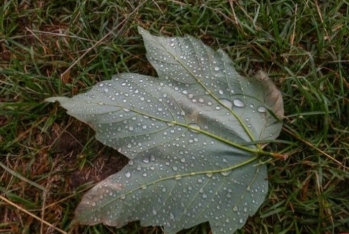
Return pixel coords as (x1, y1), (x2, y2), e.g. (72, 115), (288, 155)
(1, 0), (348, 233)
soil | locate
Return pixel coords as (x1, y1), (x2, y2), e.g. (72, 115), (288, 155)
(48, 120), (128, 190)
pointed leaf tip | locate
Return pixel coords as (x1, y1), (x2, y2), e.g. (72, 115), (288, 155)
(254, 70), (284, 120)
(45, 97), (58, 103)
(137, 25), (146, 34)
(45, 97), (69, 103)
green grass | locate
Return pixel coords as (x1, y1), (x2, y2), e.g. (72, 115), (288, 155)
(1, 0), (348, 233)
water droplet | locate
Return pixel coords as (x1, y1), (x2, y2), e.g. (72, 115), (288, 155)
(206, 173), (213, 178)
(202, 194), (207, 198)
(125, 172), (131, 178)
(233, 99), (245, 107)
(258, 106), (266, 113)
(239, 218), (244, 223)
(153, 209), (157, 215)
(214, 66), (220, 71)
(143, 158), (149, 163)
(219, 99), (232, 109)
(198, 98), (204, 103)
(172, 166), (178, 171)
(218, 90), (224, 95)
(188, 123), (201, 132)
(220, 171), (231, 176)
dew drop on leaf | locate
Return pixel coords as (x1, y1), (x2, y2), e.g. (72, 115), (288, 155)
(219, 99), (233, 109)
(143, 158), (149, 163)
(188, 123), (201, 132)
(220, 171), (231, 176)
(233, 98), (245, 107)
(257, 106), (266, 113)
